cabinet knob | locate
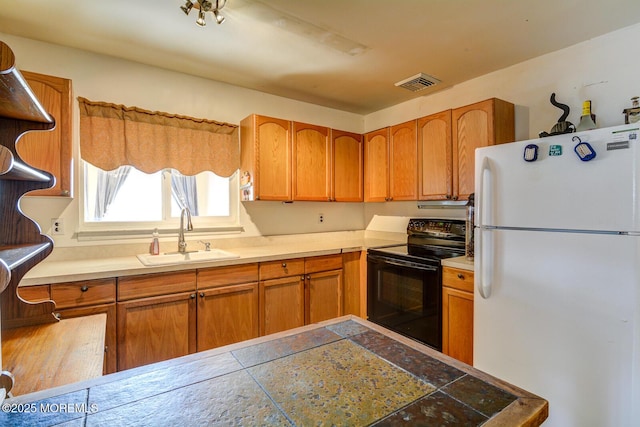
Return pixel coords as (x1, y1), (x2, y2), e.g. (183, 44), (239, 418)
(190, 293), (196, 299)
(282, 263), (287, 268)
(457, 273), (465, 280)
(199, 292), (205, 298)
(306, 275), (311, 280)
(80, 285), (89, 292)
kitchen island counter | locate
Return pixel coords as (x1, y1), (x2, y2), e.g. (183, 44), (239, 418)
(1, 316), (547, 426)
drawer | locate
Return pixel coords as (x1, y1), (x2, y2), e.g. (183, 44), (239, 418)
(259, 258), (305, 280)
(198, 263), (259, 289)
(51, 279), (116, 309)
(305, 254), (343, 274)
(442, 267), (474, 293)
(118, 271), (196, 301)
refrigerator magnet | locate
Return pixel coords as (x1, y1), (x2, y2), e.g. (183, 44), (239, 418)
(572, 136), (596, 161)
(549, 145), (562, 156)
(523, 144), (539, 162)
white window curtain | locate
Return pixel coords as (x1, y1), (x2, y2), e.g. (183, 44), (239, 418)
(170, 170), (199, 216)
(93, 166), (132, 220)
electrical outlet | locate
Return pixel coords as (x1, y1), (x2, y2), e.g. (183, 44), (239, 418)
(318, 213), (324, 223)
(51, 218), (64, 235)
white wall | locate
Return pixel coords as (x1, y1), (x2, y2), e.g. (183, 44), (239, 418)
(4, 22), (640, 247)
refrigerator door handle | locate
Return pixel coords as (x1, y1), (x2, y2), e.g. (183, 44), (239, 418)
(477, 156), (492, 299)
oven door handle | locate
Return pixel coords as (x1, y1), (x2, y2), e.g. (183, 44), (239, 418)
(368, 255), (438, 272)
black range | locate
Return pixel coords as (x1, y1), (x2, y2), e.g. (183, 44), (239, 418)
(367, 218), (466, 350)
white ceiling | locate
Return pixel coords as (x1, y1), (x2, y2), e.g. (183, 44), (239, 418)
(2, 0), (640, 114)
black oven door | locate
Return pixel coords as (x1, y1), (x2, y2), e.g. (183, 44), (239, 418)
(367, 253), (442, 350)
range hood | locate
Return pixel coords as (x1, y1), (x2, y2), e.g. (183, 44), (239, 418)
(417, 200), (466, 209)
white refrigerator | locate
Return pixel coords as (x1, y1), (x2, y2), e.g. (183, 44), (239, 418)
(474, 124), (640, 427)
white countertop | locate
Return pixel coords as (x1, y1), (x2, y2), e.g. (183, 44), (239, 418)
(21, 232), (403, 286)
(441, 255), (474, 271)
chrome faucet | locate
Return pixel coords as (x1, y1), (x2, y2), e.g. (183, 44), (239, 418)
(178, 207), (193, 253)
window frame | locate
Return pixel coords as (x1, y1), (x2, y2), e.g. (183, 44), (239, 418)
(77, 161), (242, 241)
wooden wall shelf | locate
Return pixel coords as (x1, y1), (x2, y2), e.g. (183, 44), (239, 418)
(1, 40), (58, 330)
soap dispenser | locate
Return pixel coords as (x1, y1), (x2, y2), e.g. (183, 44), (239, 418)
(150, 228), (160, 255)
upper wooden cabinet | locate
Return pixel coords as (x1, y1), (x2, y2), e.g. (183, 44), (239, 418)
(364, 128), (389, 202)
(389, 120), (418, 201)
(331, 130), (363, 202)
(418, 110), (453, 200)
(452, 98), (514, 200)
(292, 122), (331, 201)
(240, 114), (292, 201)
(364, 121), (417, 202)
(18, 71), (72, 197)
(240, 114), (364, 202)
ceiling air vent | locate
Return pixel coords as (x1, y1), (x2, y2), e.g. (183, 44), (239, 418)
(395, 73), (441, 92)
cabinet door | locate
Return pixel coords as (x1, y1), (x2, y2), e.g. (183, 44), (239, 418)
(332, 130), (363, 202)
(452, 98), (514, 200)
(418, 110), (453, 200)
(18, 71), (72, 197)
(260, 276), (304, 336)
(364, 128), (389, 202)
(306, 269), (342, 324)
(293, 122), (331, 201)
(197, 283), (259, 352)
(56, 303), (117, 374)
(117, 292), (196, 371)
(389, 120), (418, 201)
(252, 115), (292, 201)
(442, 287), (474, 365)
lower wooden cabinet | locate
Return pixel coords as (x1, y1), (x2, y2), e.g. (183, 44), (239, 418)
(116, 271), (197, 371)
(442, 267), (474, 365)
(22, 255), (349, 373)
(306, 255), (343, 324)
(259, 255), (343, 335)
(117, 292), (197, 371)
(196, 264), (259, 351)
(260, 275), (305, 336)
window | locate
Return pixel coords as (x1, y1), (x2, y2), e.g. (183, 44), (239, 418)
(81, 162), (238, 234)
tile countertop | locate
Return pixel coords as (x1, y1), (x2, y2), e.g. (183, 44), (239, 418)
(20, 233), (404, 286)
(1, 316), (548, 426)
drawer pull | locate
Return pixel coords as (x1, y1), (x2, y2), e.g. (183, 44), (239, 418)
(457, 273), (465, 280)
(282, 263), (287, 268)
(81, 285), (89, 292)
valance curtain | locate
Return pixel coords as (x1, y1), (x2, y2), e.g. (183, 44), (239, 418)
(78, 97), (239, 177)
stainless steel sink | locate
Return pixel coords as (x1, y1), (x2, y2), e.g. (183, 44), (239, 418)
(136, 249), (239, 266)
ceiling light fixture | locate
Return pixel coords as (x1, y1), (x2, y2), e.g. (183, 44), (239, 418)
(180, 0), (227, 27)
